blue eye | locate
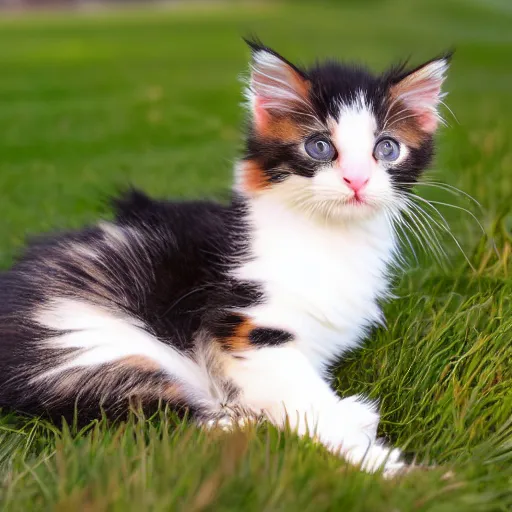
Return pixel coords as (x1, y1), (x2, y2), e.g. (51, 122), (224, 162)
(374, 138), (400, 162)
(304, 136), (336, 161)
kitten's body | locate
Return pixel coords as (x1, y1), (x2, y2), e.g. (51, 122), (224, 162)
(0, 41), (451, 475)
(236, 194), (395, 368)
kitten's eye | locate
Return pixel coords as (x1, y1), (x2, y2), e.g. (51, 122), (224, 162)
(374, 138), (400, 162)
(304, 136), (336, 161)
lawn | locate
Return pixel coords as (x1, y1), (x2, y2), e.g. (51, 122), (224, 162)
(0, 0), (511, 509)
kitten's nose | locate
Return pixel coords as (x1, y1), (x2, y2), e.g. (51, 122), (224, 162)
(342, 175), (369, 193)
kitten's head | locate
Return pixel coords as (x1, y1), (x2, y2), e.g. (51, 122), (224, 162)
(237, 39), (451, 222)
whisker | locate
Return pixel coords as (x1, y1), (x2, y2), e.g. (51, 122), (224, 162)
(416, 181), (483, 211)
(439, 99), (459, 125)
(402, 184), (493, 255)
(382, 107), (409, 130)
(404, 197), (446, 254)
(413, 197), (499, 259)
(404, 200), (449, 267)
(381, 95), (403, 131)
(395, 180), (483, 211)
(405, 197), (476, 271)
(384, 207), (418, 267)
(385, 113), (422, 130)
(427, 200), (486, 235)
(399, 198), (447, 265)
(406, 194), (450, 229)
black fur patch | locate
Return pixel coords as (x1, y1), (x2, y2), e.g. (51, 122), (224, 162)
(211, 313), (245, 340)
(248, 327), (294, 346)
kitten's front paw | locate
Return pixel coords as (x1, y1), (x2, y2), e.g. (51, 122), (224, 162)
(344, 441), (405, 477)
(336, 396), (380, 441)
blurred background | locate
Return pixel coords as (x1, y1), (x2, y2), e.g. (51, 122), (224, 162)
(0, 0), (510, 268)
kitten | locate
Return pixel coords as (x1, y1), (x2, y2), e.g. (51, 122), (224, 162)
(0, 40), (450, 476)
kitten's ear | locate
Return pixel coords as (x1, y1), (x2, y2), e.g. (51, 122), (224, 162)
(244, 39), (311, 131)
(389, 54), (451, 133)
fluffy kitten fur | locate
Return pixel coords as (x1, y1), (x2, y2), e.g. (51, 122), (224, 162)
(0, 40), (450, 475)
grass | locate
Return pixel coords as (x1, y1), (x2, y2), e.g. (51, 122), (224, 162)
(0, 0), (511, 509)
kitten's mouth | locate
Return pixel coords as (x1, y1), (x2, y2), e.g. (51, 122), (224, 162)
(345, 194), (367, 207)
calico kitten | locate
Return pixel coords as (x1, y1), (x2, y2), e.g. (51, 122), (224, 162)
(0, 40), (451, 475)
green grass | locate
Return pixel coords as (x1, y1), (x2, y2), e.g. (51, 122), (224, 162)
(0, 0), (511, 509)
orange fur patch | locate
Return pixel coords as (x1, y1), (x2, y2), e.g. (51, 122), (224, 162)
(226, 317), (255, 351)
(128, 380), (184, 406)
(240, 160), (269, 193)
(262, 115), (304, 141)
(120, 355), (161, 372)
(115, 357), (184, 403)
(219, 316), (256, 351)
(289, 73), (311, 102)
(385, 98), (425, 148)
(39, 359), (185, 407)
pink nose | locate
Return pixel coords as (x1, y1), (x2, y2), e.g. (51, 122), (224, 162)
(343, 176), (369, 193)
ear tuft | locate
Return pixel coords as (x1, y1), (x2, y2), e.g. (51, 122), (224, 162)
(389, 54), (451, 133)
(243, 39), (311, 132)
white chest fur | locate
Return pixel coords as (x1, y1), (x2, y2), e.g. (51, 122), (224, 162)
(233, 196), (397, 370)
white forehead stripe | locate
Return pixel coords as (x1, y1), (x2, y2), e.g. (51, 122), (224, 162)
(333, 92), (377, 162)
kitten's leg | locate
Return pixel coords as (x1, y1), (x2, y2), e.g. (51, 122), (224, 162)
(225, 345), (404, 475)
